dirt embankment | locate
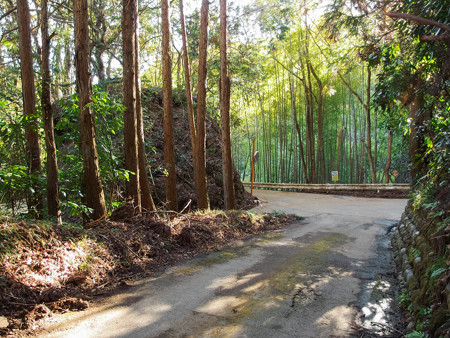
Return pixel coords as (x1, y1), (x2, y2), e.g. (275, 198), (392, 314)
(0, 210), (298, 335)
(141, 88), (255, 210)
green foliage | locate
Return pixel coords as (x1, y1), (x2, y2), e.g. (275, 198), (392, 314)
(55, 86), (129, 215)
(404, 331), (427, 338)
(398, 288), (412, 310)
(0, 165), (32, 210)
(428, 256), (447, 284)
(269, 210), (303, 220)
(0, 110), (46, 215)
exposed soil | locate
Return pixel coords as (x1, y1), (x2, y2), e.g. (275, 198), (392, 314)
(0, 210), (298, 336)
(141, 87), (255, 211)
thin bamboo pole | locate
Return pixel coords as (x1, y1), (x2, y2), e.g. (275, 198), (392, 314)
(251, 139), (255, 195)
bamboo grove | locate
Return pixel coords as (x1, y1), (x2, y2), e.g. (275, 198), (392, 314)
(230, 1), (410, 185)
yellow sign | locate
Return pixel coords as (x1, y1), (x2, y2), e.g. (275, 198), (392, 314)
(392, 170), (399, 177)
(331, 171), (339, 182)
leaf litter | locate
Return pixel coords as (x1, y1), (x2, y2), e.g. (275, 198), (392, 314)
(0, 210), (299, 335)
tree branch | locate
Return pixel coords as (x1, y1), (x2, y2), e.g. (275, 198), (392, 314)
(337, 70), (367, 109)
(386, 12), (450, 32)
(420, 33), (450, 42)
(0, 6), (16, 21)
(272, 57), (317, 103)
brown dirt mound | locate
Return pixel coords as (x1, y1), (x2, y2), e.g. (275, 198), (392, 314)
(141, 88), (257, 210)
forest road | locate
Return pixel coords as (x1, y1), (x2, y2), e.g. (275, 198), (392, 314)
(40, 190), (407, 338)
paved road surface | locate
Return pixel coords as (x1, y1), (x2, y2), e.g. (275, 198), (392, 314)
(41, 191), (407, 337)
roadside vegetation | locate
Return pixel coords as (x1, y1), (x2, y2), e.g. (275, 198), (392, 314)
(0, 209), (299, 333)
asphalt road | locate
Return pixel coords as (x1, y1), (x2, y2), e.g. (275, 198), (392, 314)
(41, 190), (407, 337)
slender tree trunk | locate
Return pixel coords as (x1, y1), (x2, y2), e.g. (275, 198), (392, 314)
(384, 129), (393, 183)
(364, 66), (377, 183)
(352, 94), (357, 183)
(180, 0), (209, 209)
(162, 0), (177, 210)
(306, 65), (316, 183)
(359, 112), (366, 183)
(308, 63), (325, 183)
(92, 0), (107, 86)
(122, 0), (141, 209)
(289, 78), (308, 183)
(53, 44), (62, 99)
(407, 82), (427, 181)
(74, 0), (107, 221)
(193, 0), (210, 209)
(41, 0), (61, 223)
(273, 57), (283, 183)
(63, 33), (72, 96)
(135, 5), (156, 212)
(374, 109), (378, 178)
(220, 0), (235, 209)
(17, 0), (43, 217)
(336, 118), (344, 172)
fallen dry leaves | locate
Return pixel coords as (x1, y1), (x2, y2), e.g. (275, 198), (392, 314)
(0, 210), (298, 335)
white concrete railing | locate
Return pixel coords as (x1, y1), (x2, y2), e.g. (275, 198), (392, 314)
(242, 182), (410, 191)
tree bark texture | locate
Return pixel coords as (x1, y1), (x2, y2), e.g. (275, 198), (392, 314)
(180, 0), (210, 210)
(135, 5), (156, 212)
(17, 0), (43, 216)
(74, 0), (107, 221)
(41, 0), (61, 223)
(162, 0), (178, 210)
(194, 0), (211, 210)
(364, 66), (377, 183)
(220, 0), (236, 209)
(308, 62), (326, 183)
(122, 0), (141, 209)
(289, 78), (308, 183)
(305, 63), (316, 183)
(384, 129), (393, 183)
(407, 84), (427, 181)
(337, 118), (344, 172)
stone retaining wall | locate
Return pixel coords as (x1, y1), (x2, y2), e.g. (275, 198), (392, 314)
(391, 203), (449, 336)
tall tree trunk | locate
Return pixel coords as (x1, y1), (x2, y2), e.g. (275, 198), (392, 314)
(220, 0), (235, 209)
(122, 0), (141, 210)
(306, 64), (316, 183)
(352, 94), (357, 183)
(308, 62), (325, 183)
(337, 65), (376, 183)
(289, 78), (308, 183)
(374, 109), (378, 180)
(364, 66), (377, 183)
(384, 129), (394, 183)
(180, 0), (209, 209)
(162, 0), (177, 210)
(41, 0), (61, 223)
(336, 118), (344, 172)
(92, 0), (107, 86)
(74, 0), (107, 221)
(359, 112), (366, 183)
(63, 33), (72, 96)
(193, 0), (210, 209)
(17, 0), (43, 217)
(407, 82), (427, 181)
(135, 4), (156, 212)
